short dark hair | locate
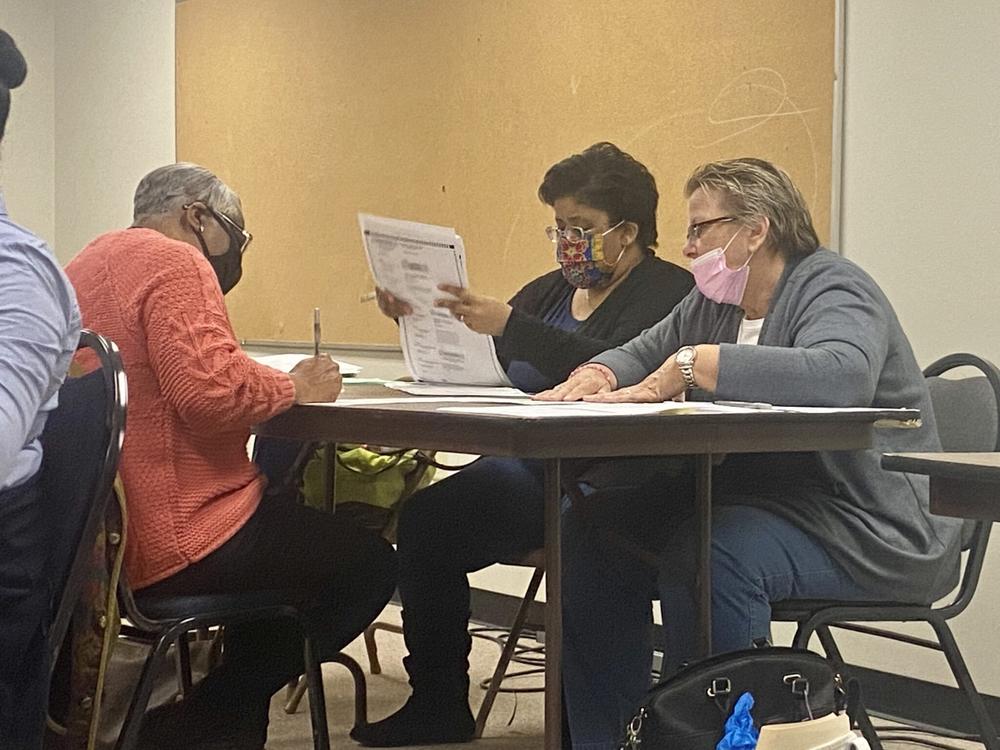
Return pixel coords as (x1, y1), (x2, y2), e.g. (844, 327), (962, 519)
(0, 29), (27, 143)
(538, 142), (659, 251)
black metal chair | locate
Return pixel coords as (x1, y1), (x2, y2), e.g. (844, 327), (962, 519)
(115, 582), (333, 750)
(114, 455), (343, 748)
(772, 352), (1000, 750)
(43, 330), (127, 676)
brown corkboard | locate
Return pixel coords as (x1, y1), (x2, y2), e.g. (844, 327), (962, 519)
(177, 0), (835, 346)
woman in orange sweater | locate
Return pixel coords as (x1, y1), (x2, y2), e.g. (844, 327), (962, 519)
(65, 163), (396, 750)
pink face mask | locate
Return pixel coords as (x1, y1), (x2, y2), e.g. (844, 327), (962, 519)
(689, 230), (751, 305)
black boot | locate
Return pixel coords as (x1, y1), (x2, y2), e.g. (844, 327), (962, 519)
(137, 667), (269, 750)
(351, 605), (475, 747)
(349, 689), (475, 747)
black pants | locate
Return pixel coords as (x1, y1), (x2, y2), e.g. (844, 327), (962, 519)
(394, 455), (690, 700)
(0, 475), (50, 750)
(394, 457), (546, 698)
(138, 485), (396, 728)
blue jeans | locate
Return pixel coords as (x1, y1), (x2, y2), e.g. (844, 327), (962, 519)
(561, 489), (876, 750)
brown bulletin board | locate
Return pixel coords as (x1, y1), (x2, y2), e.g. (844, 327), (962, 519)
(176, 0), (836, 347)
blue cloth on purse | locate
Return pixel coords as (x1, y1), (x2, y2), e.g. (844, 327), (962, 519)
(717, 691), (759, 750)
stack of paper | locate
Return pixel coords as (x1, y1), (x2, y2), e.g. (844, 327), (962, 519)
(359, 213), (512, 387)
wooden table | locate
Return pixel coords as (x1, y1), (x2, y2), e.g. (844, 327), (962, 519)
(258, 386), (917, 749)
(882, 452), (1000, 522)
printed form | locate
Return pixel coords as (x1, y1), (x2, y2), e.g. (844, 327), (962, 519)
(359, 214), (512, 387)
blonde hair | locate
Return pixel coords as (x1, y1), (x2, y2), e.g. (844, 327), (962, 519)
(684, 158), (820, 258)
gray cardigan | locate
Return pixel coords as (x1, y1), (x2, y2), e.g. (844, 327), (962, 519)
(592, 249), (961, 603)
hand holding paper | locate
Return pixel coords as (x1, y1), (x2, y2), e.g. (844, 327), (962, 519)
(434, 283), (513, 336)
(376, 287), (413, 319)
(359, 213), (512, 386)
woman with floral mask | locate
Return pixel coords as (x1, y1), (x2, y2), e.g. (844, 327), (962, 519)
(376, 141), (693, 393)
(354, 143), (692, 747)
(539, 158), (957, 749)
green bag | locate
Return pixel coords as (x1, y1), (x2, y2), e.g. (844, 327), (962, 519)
(301, 444), (435, 536)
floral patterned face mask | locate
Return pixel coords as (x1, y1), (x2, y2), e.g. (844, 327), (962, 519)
(552, 220), (625, 289)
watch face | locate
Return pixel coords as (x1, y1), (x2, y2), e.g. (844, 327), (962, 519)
(677, 347), (695, 366)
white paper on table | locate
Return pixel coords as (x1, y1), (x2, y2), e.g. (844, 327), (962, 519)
(433, 401), (920, 420)
(358, 213), (512, 387)
(768, 405), (914, 414)
(302, 396), (536, 407)
(384, 381), (529, 398)
(249, 352), (362, 376)
(435, 401), (747, 418)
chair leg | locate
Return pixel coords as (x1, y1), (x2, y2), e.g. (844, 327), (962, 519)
(791, 618), (816, 649)
(115, 628), (186, 750)
(363, 621), (404, 675)
(303, 637), (331, 750)
(930, 618), (1000, 750)
(816, 625), (846, 668)
(175, 634), (193, 699)
(329, 652), (369, 730)
(474, 566), (544, 739)
(363, 625), (382, 674)
(286, 653), (368, 728)
(814, 625), (883, 750)
(285, 676), (308, 714)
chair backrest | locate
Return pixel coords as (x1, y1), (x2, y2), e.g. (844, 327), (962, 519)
(41, 329), (127, 668)
(922, 352), (1000, 615)
(924, 354), (1000, 453)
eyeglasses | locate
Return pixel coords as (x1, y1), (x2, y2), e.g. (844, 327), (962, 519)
(545, 219), (625, 244)
(686, 216), (735, 243)
(211, 208), (253, 255)
(182, 201), (254, 255)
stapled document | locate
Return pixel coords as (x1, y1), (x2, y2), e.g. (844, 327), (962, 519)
(359, 213), (512, 387)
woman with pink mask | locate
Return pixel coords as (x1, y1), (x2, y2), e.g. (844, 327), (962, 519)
(539, 158), (957, 749)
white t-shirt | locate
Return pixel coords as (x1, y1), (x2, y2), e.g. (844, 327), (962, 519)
(737, 316), (764, 346)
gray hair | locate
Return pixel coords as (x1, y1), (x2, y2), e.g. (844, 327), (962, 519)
(684, 158), (820, 259)
(133, 162), (244, 225)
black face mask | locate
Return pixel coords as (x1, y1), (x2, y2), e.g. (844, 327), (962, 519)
(194, 224), (244, 295)
(208, 238), (244, 294)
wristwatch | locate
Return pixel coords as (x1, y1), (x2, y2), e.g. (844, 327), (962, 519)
(676, 345), (698, 390)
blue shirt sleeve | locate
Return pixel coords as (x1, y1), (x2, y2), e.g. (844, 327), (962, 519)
(0, 235), (80, 488)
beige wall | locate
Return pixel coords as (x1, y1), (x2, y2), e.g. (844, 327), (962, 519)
(0, 0), (175, 262)
(0, 0), (55, 245)
(841, 0), (1000, 367)
(53, 0), (176, 262)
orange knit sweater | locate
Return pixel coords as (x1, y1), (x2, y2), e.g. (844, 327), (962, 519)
(65, 229), (295, 589)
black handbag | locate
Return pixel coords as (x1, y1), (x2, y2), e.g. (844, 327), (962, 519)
(620, 647), (848, 749)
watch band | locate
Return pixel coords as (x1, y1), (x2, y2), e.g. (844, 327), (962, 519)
(677, 346), (697, 389)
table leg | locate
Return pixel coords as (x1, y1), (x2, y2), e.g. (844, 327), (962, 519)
(322, 442), (337, 513)
(695, 453), (713, 657)
(543, 458), (562, 750)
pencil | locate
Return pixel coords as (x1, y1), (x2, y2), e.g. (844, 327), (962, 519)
(313, 307), (321, 356)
